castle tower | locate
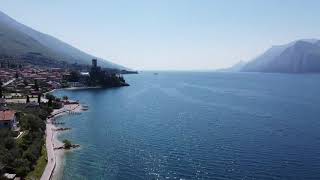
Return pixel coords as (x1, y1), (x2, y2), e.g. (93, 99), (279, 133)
(92, 59), (97, 68)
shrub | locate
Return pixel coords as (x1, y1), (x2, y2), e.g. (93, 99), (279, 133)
(63, 139), (72, 149)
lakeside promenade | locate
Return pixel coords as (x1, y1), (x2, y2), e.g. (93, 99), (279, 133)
(41, 123), (55, 180)
(40, 104), (82, 180)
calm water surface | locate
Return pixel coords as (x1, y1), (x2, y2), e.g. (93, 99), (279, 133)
(54, 72), (320, 179)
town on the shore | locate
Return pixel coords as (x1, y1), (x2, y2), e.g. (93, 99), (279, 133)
(0, 58), (133, 180)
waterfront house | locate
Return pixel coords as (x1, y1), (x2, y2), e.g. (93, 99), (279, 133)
(0, 110), (16, 129)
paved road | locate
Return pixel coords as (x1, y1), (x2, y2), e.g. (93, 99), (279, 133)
(40, 122), (56, 180)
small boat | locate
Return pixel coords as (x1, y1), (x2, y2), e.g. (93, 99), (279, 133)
(82, 105), (89, 111)
(82, 108), (89, 111)
(154, 73), (158, 75)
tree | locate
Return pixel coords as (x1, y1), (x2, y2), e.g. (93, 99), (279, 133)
(63, 139), (72, 149)
(62, 96), (68, 101)
(69, 71), (80, 82)
(48, 98), (52, 107)
(34, 80), (39, 91)
(46, 94), (55, 107)
(37, 94), (41, 104)
(0, 109), (46, 178)
(13, 158), (30, 177)
(45, 94), (55, 101)
(26, 95), (30, 103)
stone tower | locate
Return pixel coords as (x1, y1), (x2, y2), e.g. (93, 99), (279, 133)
(92, 59), (97, 68)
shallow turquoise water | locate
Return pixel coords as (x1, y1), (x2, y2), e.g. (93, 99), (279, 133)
(54, 72), (320, 179)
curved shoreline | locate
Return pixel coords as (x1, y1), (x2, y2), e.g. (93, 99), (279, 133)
(40, 103), (83, 180)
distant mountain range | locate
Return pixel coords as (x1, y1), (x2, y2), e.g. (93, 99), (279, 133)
(217, 60), (246, 72)
(0, 10), (125, 69)
(225, 39), (320, 73)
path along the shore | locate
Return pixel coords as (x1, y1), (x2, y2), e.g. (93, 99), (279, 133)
(41, 123), (55, 180)
(40, 104), (81, 180)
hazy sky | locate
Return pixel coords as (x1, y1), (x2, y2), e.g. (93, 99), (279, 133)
(1, 0), (320, 70)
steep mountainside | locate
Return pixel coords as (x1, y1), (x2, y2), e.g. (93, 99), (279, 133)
(217, 61), (246, 72)
(0, 11), (125, 69)
(242, 39), (320, 73)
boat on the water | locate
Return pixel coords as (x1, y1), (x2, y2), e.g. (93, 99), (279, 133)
(82, 105), (89, 111)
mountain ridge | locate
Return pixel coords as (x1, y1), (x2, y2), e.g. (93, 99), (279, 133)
(0, 10), (125, 69)
(240, 39), (320, 73)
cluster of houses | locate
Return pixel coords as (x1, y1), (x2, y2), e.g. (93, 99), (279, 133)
(0, 59), (126, 131)
(0, 69), (15, 83)
(2, 66), (70, 94)
(0, 66), (71, 131)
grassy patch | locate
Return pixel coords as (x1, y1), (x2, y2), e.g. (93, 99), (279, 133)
(26, 145), (48, 180)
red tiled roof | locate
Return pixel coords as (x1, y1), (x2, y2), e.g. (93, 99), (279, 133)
(0, 110), (15, 121)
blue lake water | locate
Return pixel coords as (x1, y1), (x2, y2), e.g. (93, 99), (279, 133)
(53, 72), (320, 179)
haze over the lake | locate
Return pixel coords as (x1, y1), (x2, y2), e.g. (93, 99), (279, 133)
(1, 0), (320, 70)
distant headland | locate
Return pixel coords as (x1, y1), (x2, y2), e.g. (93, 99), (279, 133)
(67, 59), (130, 88)
(222, 39), (320, 74)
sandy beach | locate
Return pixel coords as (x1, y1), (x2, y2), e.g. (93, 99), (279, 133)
(40, 103), (84, 180)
